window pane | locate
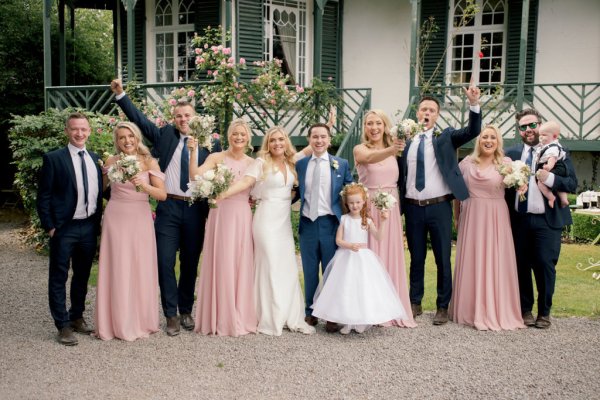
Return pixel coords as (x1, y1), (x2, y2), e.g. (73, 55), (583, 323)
(464, 34), (474, 46)
(480, 71), (490, 83)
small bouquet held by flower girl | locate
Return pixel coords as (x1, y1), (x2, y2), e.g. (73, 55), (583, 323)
(497, 160), (531, 201)
(188, 115), (216, 151)
(371, 188), (398, 211)
(391, 119), (424, 140)
(106, 153), (142, 191)
(188, 162), (234, 207)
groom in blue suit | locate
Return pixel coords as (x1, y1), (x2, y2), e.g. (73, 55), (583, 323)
(400, 85), (481, 325)
(111, 79), (220, 336)
(296, 123), (353, 332)
(37, 112), (103, 345)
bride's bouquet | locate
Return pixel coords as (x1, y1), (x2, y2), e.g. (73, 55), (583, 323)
(371, 188), (398, 211)
(188, 162), (234, 207)
(188, 115), (216, 151)
(106, 152), (142, 191)
(391, 118), (424, 140)
(497, 160), (531, 201)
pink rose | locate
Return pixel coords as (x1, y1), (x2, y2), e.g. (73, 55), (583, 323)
(194, 48), (201, 55)
(169, 99), (177, 106)
(295, 85), (304, 93)
(109, 117), (116, 124)
(212, 133), (220, 139)
(223, 48), (231, 55)
(187, 90), (195, 98)
(228, 57), (235, 63)
(96, 128), (102, 134)
(207, 70), (213, 76)
(239, 58), (246, 64)
(270, 99), (276, 105)
(198, 58), (205, 64)
(227, 63), (234, 68)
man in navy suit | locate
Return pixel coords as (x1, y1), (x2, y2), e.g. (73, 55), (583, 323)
(505, 108), (577, 329)
(111, 79), (220, 336)
(296, 123), (353, 332)
(37, 112), (103, 345)
(401, 84), (481, 325)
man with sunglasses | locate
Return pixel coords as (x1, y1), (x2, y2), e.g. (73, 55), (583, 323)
(505, 108), (577, 329)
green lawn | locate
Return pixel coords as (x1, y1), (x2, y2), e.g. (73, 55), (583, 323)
(89, 243), (599, 318)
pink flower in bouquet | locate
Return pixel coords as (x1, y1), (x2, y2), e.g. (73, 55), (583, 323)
(234, 82), (239, 88)
(212, 133), (220, 140)
(213, 70), (219, 77)
(97, 128), (103, 134)
(270, 99), (276, 105)
(109, 117), (116, 124)
(239, 58), (246, 64)
(198, 57), (205, 64)
(236, 93), (241, 100)
(151, 211), (156, 220)
(227, 63), (234, 68)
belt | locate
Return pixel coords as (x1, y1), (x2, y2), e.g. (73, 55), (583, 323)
(406, 194), (454, 206)
(167, 193), (192, 202)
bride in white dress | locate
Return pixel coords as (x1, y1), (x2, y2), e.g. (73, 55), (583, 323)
(220, 126), (314, 335)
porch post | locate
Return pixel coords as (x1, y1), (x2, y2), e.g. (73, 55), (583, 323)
(123, 0), (138, 82)
(43, 0), (52, 109)
(516, 0), (530, 111)
(313, 0), (327, 79)
(409, 0), (420, 102)
(59, 0), (66, 86)
(225, 0), (232, 48)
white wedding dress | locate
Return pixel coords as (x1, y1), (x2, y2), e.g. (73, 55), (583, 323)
(246, 158), (315, 336)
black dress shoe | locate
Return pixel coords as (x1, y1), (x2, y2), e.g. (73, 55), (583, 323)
(522, 311), (535, 327)
(305, 316), (318, 326)
(325, 321), (341, 333)
(166, 316), (181, 336)
(180, 313), (195, 331)
(71, 318), (93, 334)
(57, 327), (78, 346)
(411, 304), (423, 318)
(433, 308), (449, 325)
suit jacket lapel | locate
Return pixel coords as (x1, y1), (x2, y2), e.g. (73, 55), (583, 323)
(62, 147), (78, 192)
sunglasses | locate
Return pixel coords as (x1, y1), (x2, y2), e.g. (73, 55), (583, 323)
(518, 122), (539, 131)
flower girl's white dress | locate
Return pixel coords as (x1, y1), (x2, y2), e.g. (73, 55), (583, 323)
(311, 215), (407, 328)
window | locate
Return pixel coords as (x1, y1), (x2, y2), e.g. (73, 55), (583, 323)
(263, 0), (307, 86)
(153, 0), (195, 82)
(447, 0), (506, 89)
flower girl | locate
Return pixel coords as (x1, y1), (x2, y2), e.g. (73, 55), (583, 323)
(311, 183), (407, 334)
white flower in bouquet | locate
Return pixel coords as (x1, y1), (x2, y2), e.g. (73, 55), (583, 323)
(497, 160), (531, 201)
(106, 153), (142, 191)
(371, 188), (398, 211)
(391, 119), (424, 140)
(188, 162), (234, 207)
(188, 115), (216, 151)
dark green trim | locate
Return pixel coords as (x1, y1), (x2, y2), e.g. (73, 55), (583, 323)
(236, 0), (263, 81)
(194, 0), (221, 33)
(321, 0), (341, 86)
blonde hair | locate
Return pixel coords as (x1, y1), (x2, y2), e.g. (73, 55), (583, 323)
(361, 109), (394, 148)
(539, 121), (561, 139)
(258, 126), (298, 184)
(471, 125), (504, 166)
(341, 183), (370, 230)
(227, 118), (253, 153)
(113, 122), (152, 160)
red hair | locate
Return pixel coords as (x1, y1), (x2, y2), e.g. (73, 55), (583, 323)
(341, 183), (370, 230)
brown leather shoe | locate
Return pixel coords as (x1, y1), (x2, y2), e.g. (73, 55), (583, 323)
(411, 304), (423, 318)
(305, 316), (318, 326)
(522, 311), (535, 327)
(535, 315), (551, 329)
(433, 308), (449, 325)
(325, 321), (341, 333)
(166, 316), (181, 336)
(180, 313), (195, 331)
(71, 318), (93, 334)
(57, 327), (78, 346)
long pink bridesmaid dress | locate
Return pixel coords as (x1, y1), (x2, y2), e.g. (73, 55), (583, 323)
(95, 170), (162, 341)
(357, 156), (416, 328)
(450, 156), (525, 331)
(194, 156), (257, 336)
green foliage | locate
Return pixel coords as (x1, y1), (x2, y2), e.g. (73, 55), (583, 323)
(296, 77), (342, 128)
(570, 213), (600, 243)
(9, 109), (118, 249)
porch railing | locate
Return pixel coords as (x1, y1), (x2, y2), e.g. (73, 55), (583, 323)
(405, 82), (600, 151)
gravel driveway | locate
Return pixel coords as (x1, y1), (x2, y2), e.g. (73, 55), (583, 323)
(0, 219), (598, 399)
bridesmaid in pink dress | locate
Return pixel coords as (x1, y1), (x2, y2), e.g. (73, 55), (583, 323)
(188, 119), (257, 336)
(450, 125), (525, 331)
(353, 109), (416, 328)
(95, 122), (167, 341)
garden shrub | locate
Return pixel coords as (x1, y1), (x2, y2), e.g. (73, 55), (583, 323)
(570, 213), (600, 243)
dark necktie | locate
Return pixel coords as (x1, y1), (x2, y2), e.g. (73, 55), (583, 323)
(518, 147), (534, 213)
(415, 134), (426, 192)
(78, 150), (89, 217)
(180, 137), (189, 192)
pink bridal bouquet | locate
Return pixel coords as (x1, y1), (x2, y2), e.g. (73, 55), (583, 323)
(371, 188), (397, 211)
(188, 162), (234, 207)
(391, 119), (424, 140)
(188, 115), (216, 151)
(106, 153), (142, 191)
(497, 160), (531, 201)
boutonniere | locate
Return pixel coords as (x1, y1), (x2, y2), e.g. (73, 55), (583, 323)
(433, 130), (442, 138)
(97, 152), (112, 168)
(330, 159), (339, 171)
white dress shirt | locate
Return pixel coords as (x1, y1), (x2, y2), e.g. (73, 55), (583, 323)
(68, 144), (99, 219)
(515, 144), (555, 214)
(405, 128), (451, 200)
(165, 135), (193, 196)
(303, 153), (334, 219)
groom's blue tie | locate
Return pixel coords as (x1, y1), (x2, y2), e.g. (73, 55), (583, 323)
(415, 134), (426, 192)
(78, 150), (89, 217)
(180, 137), (189, 192)
(518, 147), (534, 213)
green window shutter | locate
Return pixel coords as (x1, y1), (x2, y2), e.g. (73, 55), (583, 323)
(194, 0), (221, 33)
(420, 0), (449, 90)
(237, 0), (263, 81)
(119, 0), (146, 82)
(321, 0), (342, 87)
(505, 0), (538, 87)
